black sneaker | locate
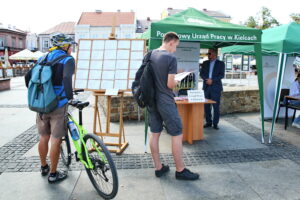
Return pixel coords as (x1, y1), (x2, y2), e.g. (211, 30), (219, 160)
(176, 168), (199, 180)
(155, 164), (170, 177)
(40, 164), (50, 176)
(48, 171), (68, 183)
(213, 124), (219, 130)
(203, 123), (212, 128)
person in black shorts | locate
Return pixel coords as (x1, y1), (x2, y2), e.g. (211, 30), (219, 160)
(149, 32), (199, 180)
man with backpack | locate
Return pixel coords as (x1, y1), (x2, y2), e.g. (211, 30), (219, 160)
(148, 32), (199, 180)
(26, 33), (75, 183)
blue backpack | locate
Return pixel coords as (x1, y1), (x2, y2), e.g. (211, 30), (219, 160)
(27, 54), (69, 113)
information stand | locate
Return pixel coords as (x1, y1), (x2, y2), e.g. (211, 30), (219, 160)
(176, 99), (216, 144)
(92, 91), (128, 154)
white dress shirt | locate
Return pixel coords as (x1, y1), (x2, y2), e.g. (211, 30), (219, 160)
(208, 59), (216, 79)
(289, 80), (300, 97)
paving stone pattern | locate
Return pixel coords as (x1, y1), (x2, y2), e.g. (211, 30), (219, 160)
(1, 115), (300, 174)
(0, 104), (29, 108)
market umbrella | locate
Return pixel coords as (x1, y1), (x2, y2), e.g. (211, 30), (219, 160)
(32, 51), (46, 60)
(9, 49), (36, 60)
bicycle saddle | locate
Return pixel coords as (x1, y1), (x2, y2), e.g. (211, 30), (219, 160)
(69, 100), (89, 109)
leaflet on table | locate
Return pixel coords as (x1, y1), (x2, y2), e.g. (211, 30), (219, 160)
(175, 71), (192, 81)
(105, 89), (119, 96)
(174, 96), (188, 101)
(187, 90), (205, 102)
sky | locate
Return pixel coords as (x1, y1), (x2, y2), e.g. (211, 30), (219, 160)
(1, 0), (299, 33)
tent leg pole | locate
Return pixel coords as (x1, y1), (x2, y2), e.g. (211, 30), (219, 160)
(254, 44), (265, 143)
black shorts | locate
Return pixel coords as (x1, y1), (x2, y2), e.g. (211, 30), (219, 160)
(148, 102), (182, 136)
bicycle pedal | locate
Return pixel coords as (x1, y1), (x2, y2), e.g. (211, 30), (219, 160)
(75, 151), (80, 161)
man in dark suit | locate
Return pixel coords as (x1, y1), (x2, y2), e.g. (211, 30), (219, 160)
(200, 48), (225, 130)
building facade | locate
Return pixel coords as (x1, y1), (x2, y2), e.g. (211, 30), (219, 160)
(38, 22), (75, 52)
(75, 11), (136, 42)
(136, 17), (158, 36)
(161, 8), (231, 22)
(26, 33), (38, 51)
(0, 24), (26, 59)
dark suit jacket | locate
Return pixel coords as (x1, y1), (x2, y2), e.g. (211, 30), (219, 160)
(200, 59), (225, 92)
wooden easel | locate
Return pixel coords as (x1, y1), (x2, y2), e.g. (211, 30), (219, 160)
(93, 91), (129, 155)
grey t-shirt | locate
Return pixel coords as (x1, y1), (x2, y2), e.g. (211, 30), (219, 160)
(150, 49), (177, 104)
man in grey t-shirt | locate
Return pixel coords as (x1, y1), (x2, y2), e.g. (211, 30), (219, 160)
(149, 32), (199, 180)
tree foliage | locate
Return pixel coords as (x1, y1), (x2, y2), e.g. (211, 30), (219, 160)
(245, 16), (258, 28)
(260, 7), (279, 29)
(290, 13), (300, 24)
(244, 7), (279, 29)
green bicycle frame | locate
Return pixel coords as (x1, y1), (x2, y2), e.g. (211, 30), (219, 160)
(67, 113), (107, 169)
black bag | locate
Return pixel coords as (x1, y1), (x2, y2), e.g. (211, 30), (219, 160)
(131, 51), (155, 108)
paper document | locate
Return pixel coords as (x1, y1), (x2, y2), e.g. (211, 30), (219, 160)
(175, 71), (192, 81)
(187, 90), (205, 102)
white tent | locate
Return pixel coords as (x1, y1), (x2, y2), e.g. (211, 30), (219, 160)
(9, 49), (36, 60)
(32, 51), (46, 60)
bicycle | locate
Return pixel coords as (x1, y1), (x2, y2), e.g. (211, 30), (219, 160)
(60, 89), (118, 199)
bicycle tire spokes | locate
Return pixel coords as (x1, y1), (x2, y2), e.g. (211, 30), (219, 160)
(84, 135), (116, 198)
(60, 134), (71, 167)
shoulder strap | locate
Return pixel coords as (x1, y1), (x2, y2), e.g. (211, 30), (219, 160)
(40, 54), (70, 66)
(38, 53), (49, 65)
(144, 50), (152, 62)
(47, 54), (70, 66)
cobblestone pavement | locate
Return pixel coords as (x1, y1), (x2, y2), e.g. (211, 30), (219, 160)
(0, 104), (28, 108)
(1, 114), (300, 174)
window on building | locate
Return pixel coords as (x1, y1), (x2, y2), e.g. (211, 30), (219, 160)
(0, 37), (4, 47)
(79, 34), (88, 39)
(12, 37), (16, 47)
(102, 34), (109, 38)
(91, 34), (100, 39)
(19, 38), (23, 48)
(43, 40), (49, 48)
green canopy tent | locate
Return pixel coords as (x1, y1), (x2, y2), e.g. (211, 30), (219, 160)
(141, 8), (265, 146)
(222, 22), (300, 143)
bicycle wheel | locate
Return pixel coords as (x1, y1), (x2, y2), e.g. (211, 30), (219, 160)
(83, 133), (118, 199)
(60, 132), (71, 167)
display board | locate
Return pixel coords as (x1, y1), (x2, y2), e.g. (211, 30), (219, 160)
(242, 55), (250, 71)
(225, 55), (233, 70)
(74, 39), (146, 91)
(174, 42), (200, 89)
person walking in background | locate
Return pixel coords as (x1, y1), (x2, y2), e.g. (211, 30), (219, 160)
(200, 48), (225, 130)
(149, 32), (199, 180)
